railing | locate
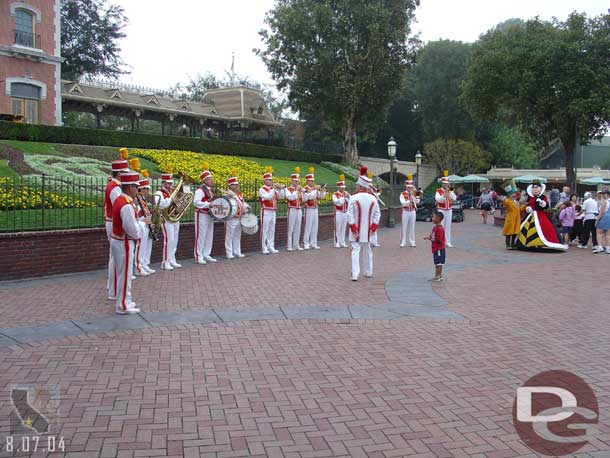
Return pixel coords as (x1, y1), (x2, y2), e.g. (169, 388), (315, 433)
(0, 176), (366, 232)
(13, 30), (41, 49)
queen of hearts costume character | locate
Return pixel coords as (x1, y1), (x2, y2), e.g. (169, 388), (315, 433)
(517, 179), (567, 251)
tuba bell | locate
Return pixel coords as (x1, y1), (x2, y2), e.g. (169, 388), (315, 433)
(162, 174), (194, 222)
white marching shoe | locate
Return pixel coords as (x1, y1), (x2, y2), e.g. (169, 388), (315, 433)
(196, 259), (207, 265)
(270, 249), (279, 254)
(237, 254), (246, 258)
(204, 256), (217, 263)
(161, 263), (174, 271)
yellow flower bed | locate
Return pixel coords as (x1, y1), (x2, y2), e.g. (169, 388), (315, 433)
(0, 177), (96, 210)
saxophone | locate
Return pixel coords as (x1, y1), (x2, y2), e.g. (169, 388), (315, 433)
(161, 175), (194, 222)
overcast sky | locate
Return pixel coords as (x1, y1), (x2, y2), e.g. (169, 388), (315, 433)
(116, 0), (608, 91)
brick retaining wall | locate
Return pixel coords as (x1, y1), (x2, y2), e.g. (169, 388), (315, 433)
(0, 209), (395, 281)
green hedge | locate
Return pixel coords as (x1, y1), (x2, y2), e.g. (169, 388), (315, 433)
(0, 121), (343, 164)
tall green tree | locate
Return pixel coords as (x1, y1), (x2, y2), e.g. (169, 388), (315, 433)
(257, 0), (419, 164)
(413, 40), (473, 143)
(488, 125), (539, 168)
(61, 0), (128, 80)
(461, 12), (610, 190)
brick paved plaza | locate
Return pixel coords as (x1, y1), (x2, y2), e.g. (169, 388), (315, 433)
(1, 211), (610, 457)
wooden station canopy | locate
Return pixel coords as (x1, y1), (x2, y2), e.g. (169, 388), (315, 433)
(61, 79), (281, 135)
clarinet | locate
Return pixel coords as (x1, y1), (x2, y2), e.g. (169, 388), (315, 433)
(136, 193), (156, 241)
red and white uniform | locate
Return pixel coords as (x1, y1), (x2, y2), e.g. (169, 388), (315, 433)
(347, 191), (381, 279)
(332, 190), (349, 247)
(400, 190), (419, 247)
(155, 186), (180, 269)
(435, 186), (457, 246)
(193, 184), (215, 262)
(225, 191), (249, 258)
(302, 186), (326, 249)
(110, 193), (142, 313)
(135, 193), (152, 274)
(258, 185), (282, 253)
(284, 185), (303, 251)
(104, 178), (123, 298)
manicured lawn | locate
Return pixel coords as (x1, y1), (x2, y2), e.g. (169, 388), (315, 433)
(243, 157), (349, 185)
(0, 140), (63, 155)
(0, 160), (18, 179)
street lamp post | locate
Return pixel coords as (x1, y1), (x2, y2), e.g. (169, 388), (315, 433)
(387, 137), (397, 228)
(415, 151), (422, 190)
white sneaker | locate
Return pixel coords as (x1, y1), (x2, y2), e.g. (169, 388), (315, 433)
(297, 246), (304, 251)
(145, 267), (156, 274)
(577, 245), (587, 249)
(171, 262), (182, 268)
(161, 264), (174, 271)
(410, 244), (417, 248)
(227, 255), (235, 260)
(107, 296), (116, 301)
(262, 250), (270, 255)
(335, 244), (341, 248)
(116, 307), (141, 315)
(270, 249), (279, 254)
(204, 256), (217, 263)
(593, 246), (603, 254)
(135, 270), (150, 277)
(286, 248), (294, 252)
(340, 244), (348, 248)
(131, 275), (136, 280)
(304, 245), (311, 250)
(312, 245), (321, 250)
(351, 276), (358, 281)
(605, 247), (610, 254)
(446, 243), (454, 248)
(237, 254), (245, 258)
(364, 273), (372, 278)
(196, 259), (207, 265)
(400, 244), (406, 248)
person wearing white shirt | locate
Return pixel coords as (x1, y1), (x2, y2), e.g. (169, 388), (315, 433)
(284, 169), (304, 251)
(111, 172), (145, 314)
(302, 169), (326, 250)
(578, 192), (600, 250)
(193, 168), (216, 264)
(258, 169), (282, 254)
(435, 172), (457, 247)
(155, 173), (181, 270)
(332, 177), (350, 248)
(400, 175), (419, 247)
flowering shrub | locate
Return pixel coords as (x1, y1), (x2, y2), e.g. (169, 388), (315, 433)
(0, 177), (96, 210)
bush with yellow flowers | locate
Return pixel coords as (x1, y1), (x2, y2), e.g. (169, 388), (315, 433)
(0, 177), (96, 210)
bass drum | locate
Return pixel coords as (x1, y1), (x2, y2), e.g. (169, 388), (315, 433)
(240, 213), (259, 235)
(209, 196), (238, 222)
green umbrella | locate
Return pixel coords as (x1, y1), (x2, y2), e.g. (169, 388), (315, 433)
(436, 174), (464, 183)
(580, 176), (610, 185)
(461, 174), (489, 183)
(514, 175), (547, 183)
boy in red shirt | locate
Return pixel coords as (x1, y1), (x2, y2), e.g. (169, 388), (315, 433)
(424, 211), (446, 282)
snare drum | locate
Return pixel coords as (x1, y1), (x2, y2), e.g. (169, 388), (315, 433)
(209, 196), (238, 221)
(240, 213), (259, 235)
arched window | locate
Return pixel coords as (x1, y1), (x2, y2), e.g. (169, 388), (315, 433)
(10, 82), (41, 124)
(14, 8), (36, 47)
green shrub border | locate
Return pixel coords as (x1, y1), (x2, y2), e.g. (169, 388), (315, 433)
(0, 121), (343, 164)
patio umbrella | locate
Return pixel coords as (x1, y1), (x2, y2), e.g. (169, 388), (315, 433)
(436, 174), (464, 183)
(462, 174), (489, 196)
(580, 176), (610, 185)
(514, 175), (547, 183)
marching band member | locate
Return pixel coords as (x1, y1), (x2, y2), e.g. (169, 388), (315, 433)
(400, 175), (419, 248)
(302, 167), (326, 250)
(259, 167), (282, 254)
(332, 175), (350, 248)
(193, 164), (217, 264)
(111, 171), (145, 314)
(135, 170), (155, 276)
(435, 171), (457, 247)
(347, 167), (381, 281)
(155, 166), (181, 270)
(104, 148), (130, 300)
(368, 181), (382, 247)
(284, 167), (304, 251)
(225, 170), (249, 259)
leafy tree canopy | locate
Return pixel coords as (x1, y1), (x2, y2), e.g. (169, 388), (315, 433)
(257, 0), (419, 164)
(424, 138), (492, 175)
(488, 126), (539, 168)
(461, 12), (610, 189)
(61, 0), (128, 80)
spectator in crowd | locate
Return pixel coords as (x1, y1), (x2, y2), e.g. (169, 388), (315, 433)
(550, 187), (561, 208)
(478, 188), (494, 224)
(570, 194), (584, 245)
(557, 186), (571, 207)
(579, 191), (600, 251)
(559, 201), (575, 246)
(595, 190), (610, 254)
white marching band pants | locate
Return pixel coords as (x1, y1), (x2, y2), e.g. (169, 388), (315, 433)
(303, 207), (319, 248)
(260, 208), (276, 252)
(225, 218), (242, 257)
(194, 212), (214, 261)
(334, 211), (348, 246)
(110, 238), (137, 312)
(161, 220), (180, 267)
(135, 223), (152, 272)
(401, 210), (417, 246)
(106, 221), (116, 297)
(351, 242), (373, 278)
(439, 209), (453, 245)
(287, 208), (302, 250)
